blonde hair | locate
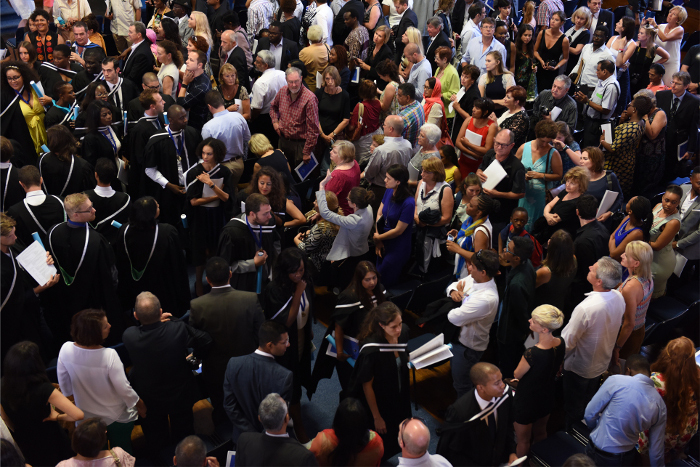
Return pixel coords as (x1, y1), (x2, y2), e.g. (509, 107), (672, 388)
(421, 156), (446, 182)
(1, 212), (16, 237)
(307, 25), (323, 43)
(563, 166), (590, 193)
(404, 27), (424, 55)
(249, 133), (274, 155)
(572, 6), (592, 29)
(218, 63), (238, 86)
(638, 26), (658, 59)
(485, 51), (512, 84)
(522, 1), (535, 24)
(190, 12), (214, 51)
(64, 193), (89, 217)
(669, 5), (687, 24)
(531, 305), (564, 331)
(333, 140), (356, 163)
(316, 191), (343, 234)
(624, 240), (653, 281)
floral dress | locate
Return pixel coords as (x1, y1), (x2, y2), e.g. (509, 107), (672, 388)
(603, 120), (643, 200)
(514, 50), (537, 101)
(633, 108), (666, 195)
(638, 372), (698, 462)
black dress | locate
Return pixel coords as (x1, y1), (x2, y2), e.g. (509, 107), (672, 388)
(513, 339), (566, 424)
(451, 84), (481, 142)
(531, 191), (581, 244)
(364, 44), (394, 90)
(564, 28), (590, 75)
(534, 263), (576, 313)
(536, 32), (565, 93)
(315, 88), (352, 138)
(628, 46), (655, 96)
(257, 149), (296, 192)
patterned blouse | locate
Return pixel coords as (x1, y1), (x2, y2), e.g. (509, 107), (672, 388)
(345, 25), (370, 62)
(297, 209), (339, 271)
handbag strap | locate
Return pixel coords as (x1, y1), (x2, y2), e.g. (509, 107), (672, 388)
(109, 449), (121, 467)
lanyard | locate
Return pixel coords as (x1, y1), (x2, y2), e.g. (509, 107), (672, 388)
(1, 250), (17, 310)
(2, 164), (11, 211)
(245, 216), (263, 249)
(14, 87), (31, 106)
(51, 100), (72, 114)
(167, 126), (184, 161)
(100, 127), (118, 154)
(49, 222), (90, 286)
(123, 224), (159, 281)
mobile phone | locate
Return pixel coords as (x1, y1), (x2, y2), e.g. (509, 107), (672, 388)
(447, 234), (455, 242)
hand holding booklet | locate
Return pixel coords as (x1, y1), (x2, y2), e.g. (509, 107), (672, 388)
(481, 159), (507, 191)
(407, 333), (453, 370)
(16, 241), (57, 286)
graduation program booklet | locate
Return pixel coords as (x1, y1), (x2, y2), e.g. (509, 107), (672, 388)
(202, 178), (224, 207)
(408, 333), (453, 370)
(294, 153), (318, 181)
(326, 331), (360, 360)
(481, 159), (507, 190)
(596, 190), (619, 218)
(16, 240), (57, 286)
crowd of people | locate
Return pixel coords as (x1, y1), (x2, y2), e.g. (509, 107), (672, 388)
(1, 0), (699, 464)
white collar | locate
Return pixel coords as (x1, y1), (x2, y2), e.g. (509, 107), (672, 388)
(254, 349), (275, 359)
(265, 432), (289, 438)
(94, 185), (116, 198)
(26, 190), (44, 199)
(106, 79), (119, 90)
(0, 162), (10, 169)
(474, 389), (497, 411)
(399, 452), (432, 465)
(131, 39), (144, 51)
(211, 284), (231, 289)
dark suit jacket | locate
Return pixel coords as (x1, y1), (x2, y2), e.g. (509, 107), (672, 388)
(255, 37), (299, 71)
(122, 40), (156, 89)
(236, 432), (319, 466)
(437, 389), (517, 466)
(656, 90), (699, 155)
(333, 0), (366, 47)
(452, 0), (468, 41)
(425, 30), (451, 74)
(677, 183), (700, 260)
(395, 8), (419, 64)
(497, 260), (536, 346)
(591, 9), (614, 33)
(223, 352), (293, 443)
(121, 319), (212, 405)
(222, 47), (251, 91)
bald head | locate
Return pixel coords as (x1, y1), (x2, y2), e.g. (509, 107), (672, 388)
(385, 115), (405, 136)
(400, 419), (430, 458)
(167, 105), (188, 130)
(405, 43), (421, 61)
(470, 362), (500, 387)
(142, 72), (159, 88)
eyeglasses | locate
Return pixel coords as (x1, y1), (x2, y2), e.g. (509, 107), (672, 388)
(145, 84), (160, 90)
(76, 205), (95, 214)
(494, 141), (512, 148)
(6, 75), (22, 82)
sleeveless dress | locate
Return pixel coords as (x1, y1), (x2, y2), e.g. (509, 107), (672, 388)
(380, 81), (400, 121)
(536, 32), (565, 93)
(609, 38), (632, 116)
(19, 89), (48, 154)
(650, 206), (681, 298)
(518, 142), (555, 231)
(459, 118), (494, 177)
(628, 46), (655, 96)
(614, 217), (641, 281)
(633, 108), (666, 196)
(603, 121), (643, 200)
(654, 24), (681, 85)
(514, 50), (537, 101)
(617, 275), (653, 359)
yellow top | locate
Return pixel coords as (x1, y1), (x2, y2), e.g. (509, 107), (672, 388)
(19, 89), (48, 155)
(445, 165), (457, 183)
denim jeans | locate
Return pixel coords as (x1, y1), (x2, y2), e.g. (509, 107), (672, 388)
(585, 441), (637, 466)
(451, 343), (484, 399)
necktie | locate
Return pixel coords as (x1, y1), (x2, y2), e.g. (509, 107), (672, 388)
(486, 404), (497, 439)
(670, 97), (680, 119)
(114, 88), (121, 111)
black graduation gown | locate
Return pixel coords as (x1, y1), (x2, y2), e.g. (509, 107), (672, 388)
(1, 164), (25, 212)
(114, 221), (190, 317)
(142, 127), (202, 226)
(261, 280), (315, 404)
(105, 78), (139, 131)
(44, 104), (72, 129)
(1, 90), (39, 166)
(343, 325), (412, 461)
(216, 215), (280, 293)
(39, 152), (96, 199)
(72, 71), (103, 101)
(185, 163), (232, 265)
(124, 115), (165, 199)
(126, 93), (175, 122)
(81, 129), (121, 168)
(43, 222), (121, 345)
(38, 61), (82, 99)
(6, 195), (66, 249)
(85, 189), (131, 245)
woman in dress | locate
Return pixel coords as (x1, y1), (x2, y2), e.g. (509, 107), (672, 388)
(450, 64), (481, 143)
(608, 195), (652, 262)
(409, 123), (442, 189)
(607, 17), (636, 116)
(81, 100), (121, 169)
(612, 240), (653, 366)
(552, 122), (581, 177)
(294, 191), (342, 273)
(363, 0), (386, 35)
(217, 63), (251, 119)
(316, 66), (351, 166)
(57, 309), (146, 454)
(422, 78), (450, 142)
(147, 0), (171, 30)
(534, 229), (576, 312)
(531, 166), (588, 243)
(309, 398), (384, 466)
(629, 26), (669, 96)
(25, 10), (56, 62)
(348, 80), (383, 167)
(261, 248), (314, 442)
(356, 25), (393, 88)
(578, 147), (623, 224)
(155, 39), (182, 101)
(455, 97), (497, 177)
(434, 46), (460, 125)
(18, 41), (40, 73)
(185, 138), (231, 296)
(497, 85), (529, 150)
(326, 140), (362, 214)
(515, 120), (563, 231)
(451, 172), (482, 229)
(440, 145), (462, 190)
(376, 59), (401, 119)
(633, 89), (667, 196)
(1, 61), (51, 162)
(330, 45), (351, 90)
(649, 184), (682, 298)
(447, 193), (499, 279)
(564, 7), (591, 76)
(647, 6), (687, 85)
(1, 341), (84, 466)
(534, 11), (569, 93)
(638, 337), (699, 463)
(374, 165), (414, 287)
(346, 302), (411, 462)
(250, 134), (295, 192)
(478, 50), (515, 116)
(512, 305), (565, 458)
(510, 24), (537, 101)
(56, 418), (135, 467)
(40, 125), (95, 199)
(600, 94), (652, 200)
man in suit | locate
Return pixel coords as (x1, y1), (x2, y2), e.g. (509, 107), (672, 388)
(580, 0), (613, 38)
(190, 256), (264, 423)
(125, 73), (175, 122)
(656, 71), (699, 181)
(218, 29), (250, 91)
(437, 362), (518, 466)
(122, 292), (212, 458)
(121, 22), (156, 89)
(674, 167), (700, 262)
(424, 16), (451, 74)
(394, 0), (418, 64)
(223, 320), (293, 444)
(256, 22), (299, 71)
(236, 394), (318, 466)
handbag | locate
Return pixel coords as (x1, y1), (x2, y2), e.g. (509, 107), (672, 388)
(544, 148), (555, 204)
(349, 103), (365, 142)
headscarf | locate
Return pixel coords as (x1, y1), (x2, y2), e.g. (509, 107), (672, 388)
(423, 78), (445, 119)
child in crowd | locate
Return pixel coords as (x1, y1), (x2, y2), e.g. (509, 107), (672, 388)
(498, 207), (542, 267)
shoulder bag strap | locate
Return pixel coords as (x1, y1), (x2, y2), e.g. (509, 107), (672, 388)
(109, 449), (121, 467)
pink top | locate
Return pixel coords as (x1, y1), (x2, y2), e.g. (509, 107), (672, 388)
(57, 448), (135, 467)
(326, 161), (361, 215)
(647, 83), (670, 94)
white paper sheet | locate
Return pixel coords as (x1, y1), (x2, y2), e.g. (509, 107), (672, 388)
(481, 159), (507, 191)
(202, 178), (224, 207)
(408, 334), (453, 370)
(464, 129), (484, 146)
(595, 190), (618, 218)
(16, 241), (57, 286)
(550, 106), (562, 122)
(234, 99), (243, 114)
(116, 158), (129, 185)
(316, 71), (323, 89)
(448, 87), (466, 113)
(674, 251), (688, 277)
(601, 123), (613, 145)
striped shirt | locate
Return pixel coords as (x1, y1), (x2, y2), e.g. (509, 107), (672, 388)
(399, 100), (426, 147)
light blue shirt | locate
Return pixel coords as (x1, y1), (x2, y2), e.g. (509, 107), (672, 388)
(408, 57), (433, 101)
(461, 36), (507, 75)
(585, 374), (667, 467)
(201, 110), (252, 162)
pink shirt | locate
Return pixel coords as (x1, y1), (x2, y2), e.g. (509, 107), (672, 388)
(326, 161), (361, 215)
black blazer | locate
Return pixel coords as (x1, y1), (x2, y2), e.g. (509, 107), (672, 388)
(256, 37), (299, 71)
(452, 0), (468, 40)
(395, 8), (419, 64)
(425, 30), (451, 74)
(236, 432), (319, 466)
(222, 47), (251, 91)
(333, 0), (366, 46)
(592, 9), (614, 32)
(656, 90), (699, 154)
(121, 40), (156, 89)
(437, 389), (517, 466)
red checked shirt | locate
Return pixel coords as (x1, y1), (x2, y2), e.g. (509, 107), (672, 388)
(269, 85), (320, 158)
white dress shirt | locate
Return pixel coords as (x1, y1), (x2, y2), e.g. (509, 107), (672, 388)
(447, 276), (499, 351)
(251, 68), (288, 113)
(314, 3), (334, 47)
(398, 452), (453, 467)
(201, 109), (251, 161)
(572, 43), (614, 87)
(474, 389), (498, 423)
(269, 39), (285, 70)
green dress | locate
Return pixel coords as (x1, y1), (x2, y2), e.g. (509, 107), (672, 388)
(514, 50), (537, 101)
